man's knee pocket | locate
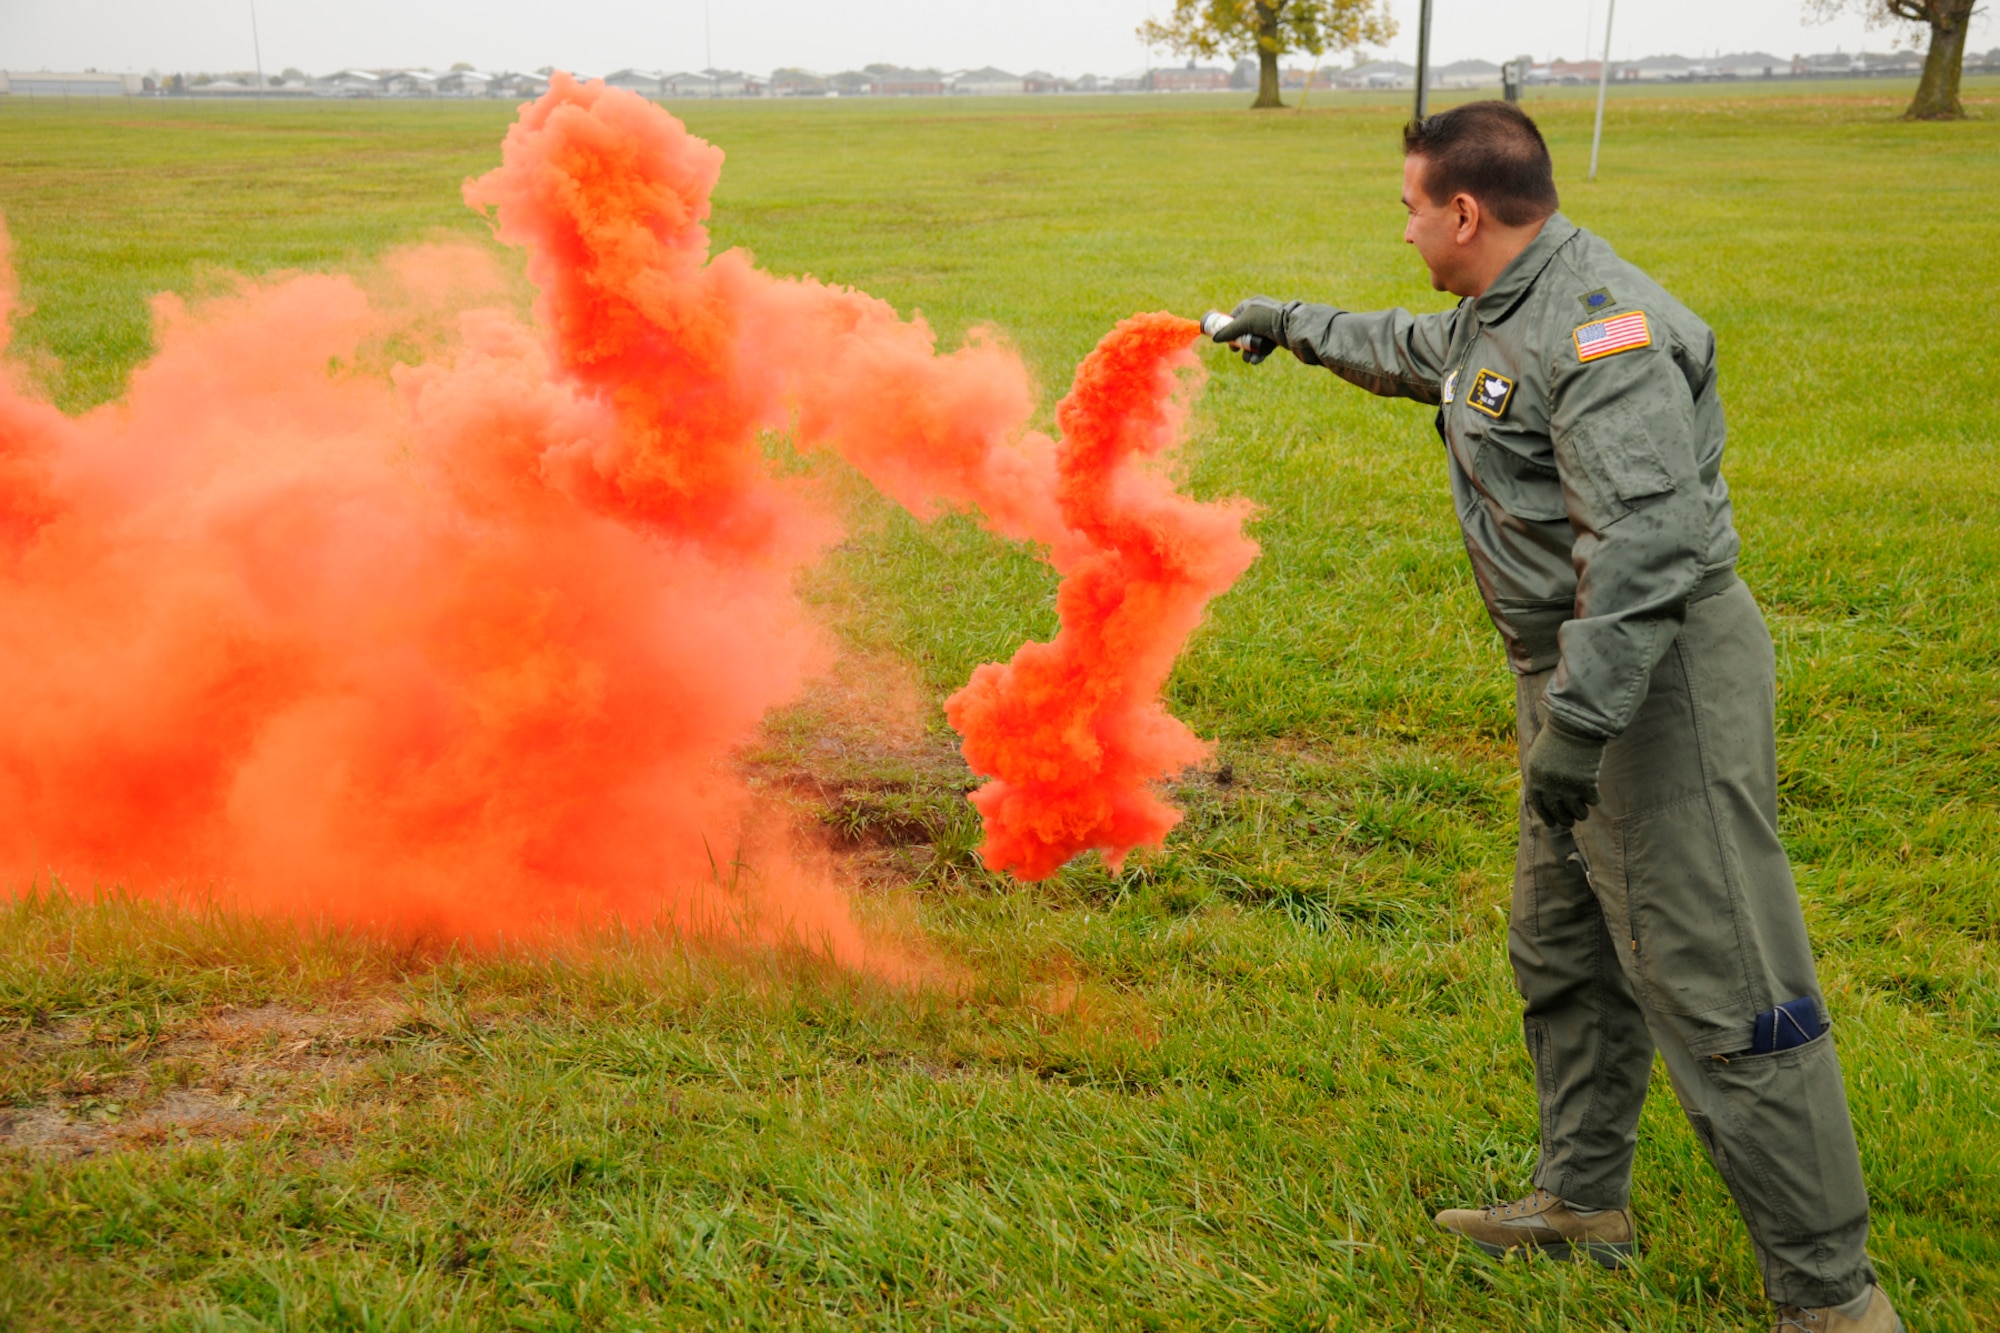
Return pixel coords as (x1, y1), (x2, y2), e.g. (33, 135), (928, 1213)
(1689, 1033), (1868, 1236)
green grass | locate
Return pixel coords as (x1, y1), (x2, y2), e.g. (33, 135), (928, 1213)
(1, 80), (1997, 1330)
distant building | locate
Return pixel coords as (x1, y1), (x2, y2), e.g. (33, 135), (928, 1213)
(866, 65), (944, 96)
(771, 68), (828, 96)
(1545, 59), (1602, 84)
(436, 69), (496, 96)
(1621, 54), (1693, 81)
(660, 69), (763, 97)
(1022, 70), (1066, 94)
(381, 69), (442, 96)
(199, 72), (311, 95)
(661, 70), (714, 96)
(1336, 60), (1414, 90)
(604, 68), (668, 97)
(1144, 62), (1229, 92)
(1433, 58), (1502, 88)
(1712, 51), (1786, 79)
(1799, 51), (1868, 76)
(186, 78), (303, 97)
(489, 72), (548, 98)
(1858, 50), (1924, 75)
(0, 70), (145, 96)
(312, 69), (384, 96)
(951, 67), (1026, 95)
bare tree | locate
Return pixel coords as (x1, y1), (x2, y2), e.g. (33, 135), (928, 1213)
(1808, 0), (1981, 119)
(1140, 0), (1396, 110)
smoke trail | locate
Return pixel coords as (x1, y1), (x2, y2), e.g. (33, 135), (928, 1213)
(0, 77), (1256, 960)
(946, 314), (1259, 881)
(459, 78), (1072, 558)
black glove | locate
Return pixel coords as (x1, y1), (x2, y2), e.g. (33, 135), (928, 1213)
(1210, 297), (1288, 364)
(1524, 716), (1606, 829)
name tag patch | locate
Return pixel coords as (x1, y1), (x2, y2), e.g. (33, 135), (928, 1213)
(1467, 368), (1514, 418)
(1574, 311), (1652, 363)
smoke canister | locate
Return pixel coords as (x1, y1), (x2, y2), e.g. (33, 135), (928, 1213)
(1200, 310), (1273, 364)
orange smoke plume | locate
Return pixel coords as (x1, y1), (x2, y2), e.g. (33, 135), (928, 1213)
(946, 315), (1259, 880)
(0, 76), (1256, 958)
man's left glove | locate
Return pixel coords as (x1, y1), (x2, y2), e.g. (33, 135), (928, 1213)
(1524, 717), (1606, 829)
(1210, 297), (1289, 364)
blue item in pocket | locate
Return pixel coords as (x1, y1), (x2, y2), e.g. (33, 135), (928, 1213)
(1751, 996), (1825, 1055)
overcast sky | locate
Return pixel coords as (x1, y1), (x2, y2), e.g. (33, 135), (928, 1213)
(2, 1), (1987, 79)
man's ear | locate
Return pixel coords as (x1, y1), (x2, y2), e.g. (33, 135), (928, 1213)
(1452, 192), (1481, 244)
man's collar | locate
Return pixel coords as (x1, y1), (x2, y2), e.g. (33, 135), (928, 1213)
(1470, 213), (1577, 324)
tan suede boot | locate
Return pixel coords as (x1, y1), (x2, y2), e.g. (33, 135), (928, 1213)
(1773, 1286), (1904, 1333)
(1433, 1187), (1635, 1269)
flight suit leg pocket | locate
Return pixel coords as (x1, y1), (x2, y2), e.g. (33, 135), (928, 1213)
(1696, 1033), (1871, 1277)
(1608, 793), (1754, 1022)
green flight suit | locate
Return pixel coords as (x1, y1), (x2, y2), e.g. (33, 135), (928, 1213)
(1263, 214), (1876, 1306)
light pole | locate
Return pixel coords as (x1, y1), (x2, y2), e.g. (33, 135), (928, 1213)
(1413, 0), (1434, 121)
(1589, 0), (1617, 179)
(249, 0), (266, 103)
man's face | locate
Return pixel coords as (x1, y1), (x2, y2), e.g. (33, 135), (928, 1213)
(1401, 154), (1460, 293)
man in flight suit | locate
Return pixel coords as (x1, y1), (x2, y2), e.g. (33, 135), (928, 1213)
(1210, 102), (1899, 1332)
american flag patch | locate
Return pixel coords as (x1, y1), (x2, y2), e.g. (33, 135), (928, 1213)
(1573, 311), (1651, 362)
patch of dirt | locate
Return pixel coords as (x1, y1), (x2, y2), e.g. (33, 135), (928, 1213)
(0, 1089), (260, 1156)
(739, 648), (988, 891)
(0, 1001), (402, 1160)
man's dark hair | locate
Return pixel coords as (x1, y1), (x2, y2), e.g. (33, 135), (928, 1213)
(1402, 101), (1559, 227)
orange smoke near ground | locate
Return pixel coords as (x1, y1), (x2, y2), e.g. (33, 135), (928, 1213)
(946, 315), (1259, 880)
(0, 76), (1256, 959)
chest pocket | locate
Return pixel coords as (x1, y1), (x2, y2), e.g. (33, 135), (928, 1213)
(1450, 354), (1566, 524)
(1470, 439), (1568, 522)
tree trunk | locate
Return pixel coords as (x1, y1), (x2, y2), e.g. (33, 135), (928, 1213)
(1905, 0), (1971, 121)
(1251, 4), (1285, 109)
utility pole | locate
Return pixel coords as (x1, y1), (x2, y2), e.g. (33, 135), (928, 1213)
(1589, 0), (1617, 179)
(1412, 0), (1434, 121)
(249, 0), (267, 103)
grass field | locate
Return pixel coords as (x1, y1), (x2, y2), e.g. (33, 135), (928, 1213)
(1, 79), (1997, 1330)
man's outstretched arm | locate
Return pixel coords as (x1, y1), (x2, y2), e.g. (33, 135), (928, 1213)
(1210, 298), (1460, 403)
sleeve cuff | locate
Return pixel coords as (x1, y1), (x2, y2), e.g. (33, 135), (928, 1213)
(1542, 710), (1611, 749)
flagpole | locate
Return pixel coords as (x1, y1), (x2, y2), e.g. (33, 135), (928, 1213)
(1589, 0), (1617, 179)
(1413, 0), (1434, 121)
(249, 0), (266, 104)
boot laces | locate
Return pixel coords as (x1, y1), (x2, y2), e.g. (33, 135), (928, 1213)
(1772, 1307), (1826, 1332)
(1483, 1188), (1551, 1220)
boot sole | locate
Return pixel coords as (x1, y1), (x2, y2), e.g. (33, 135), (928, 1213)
(1464, 1236), (1634, 1270)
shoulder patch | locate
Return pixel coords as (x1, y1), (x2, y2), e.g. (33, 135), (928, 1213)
(1578, 287), (1615, 313)
(1466, 368), (1514, 418)
(1573, 310), (1651, 363)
